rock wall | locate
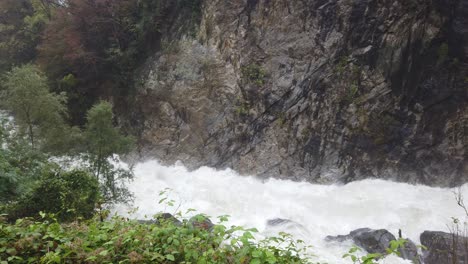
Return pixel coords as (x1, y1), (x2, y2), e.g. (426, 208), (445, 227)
(131, 0), (468, 186)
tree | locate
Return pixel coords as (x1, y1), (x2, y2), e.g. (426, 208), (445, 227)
(2, 64), (68, 149)
(0, 116), (52, 203)
(0, 0), (50, 73)
(84, 101), (134, 203)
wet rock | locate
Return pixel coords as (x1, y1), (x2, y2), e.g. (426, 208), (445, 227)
(399, 238), (421, 263)
(420, 231), (468, 264)
(130, 0), (467, 187)
(138, 213), (182, 226)
(188, 214), (214, 231)
(326, 228), (420, 261)
(156, 213), (182, 226)
(350, 228), (395, 254)
(325, 233), (353, 243)
(267, 218), (293, 226)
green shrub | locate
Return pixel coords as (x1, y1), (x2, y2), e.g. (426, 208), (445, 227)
(343, 83), (359, 104)
(5, 169), (100, 222)
(241, 64), (267, 86)
(0, 214), (311, 263)
(343, 239), (408, 264)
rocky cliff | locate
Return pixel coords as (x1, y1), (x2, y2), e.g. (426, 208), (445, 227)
(129, 0), (468, 186)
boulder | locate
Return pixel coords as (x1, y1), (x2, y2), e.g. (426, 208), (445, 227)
(420, 231), (468, 264)
(188, 214), (214, 231)
(326, 228), (420, 262)
(349, 228), (396, 255)
(156, 213), (182, 226)
(399, 239), (420, 263)
(267, 218), (294, 226)
(137, 213), (181, 226)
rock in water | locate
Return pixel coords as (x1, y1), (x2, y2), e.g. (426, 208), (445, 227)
(349, 228), (396, 254)
(326, 228), (420, 261)
(266, 218), (293, 226)
(399, 239), (420, 263)
(421, 231), (468, 264)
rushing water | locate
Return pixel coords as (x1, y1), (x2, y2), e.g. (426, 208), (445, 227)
(113, 160), (468, 263)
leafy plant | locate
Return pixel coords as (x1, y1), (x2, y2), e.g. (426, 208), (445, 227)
(343, 83), (359, 104)
(4, 169), (100, 222)
(241, 63), (267, 86)
(0, 213), (312, 263)
(343, 238), (408, 264)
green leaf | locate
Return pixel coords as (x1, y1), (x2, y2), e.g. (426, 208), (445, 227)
(6, 248), (17, 255)
(252, 250), (262, 258)
(166, 254), (175, 261)
(250, 259), (261, 264)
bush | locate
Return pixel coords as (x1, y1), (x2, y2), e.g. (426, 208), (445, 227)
(5, 169), (100, 222)
(0, 214), (311, 263)
(241, 63), (266, 86)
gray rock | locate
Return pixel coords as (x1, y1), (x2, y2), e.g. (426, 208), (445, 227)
(138, 213), (182, 226)
(399, 239), (421, 263)
(125, 0), (467, 187)
(420, 231), (468, 264)
(350, 228), (396, 255)
(188, 214), (214, 231)
(267, 218), (293, 226)
(156, 213), (182, 226)
(326, 228), (420, 261)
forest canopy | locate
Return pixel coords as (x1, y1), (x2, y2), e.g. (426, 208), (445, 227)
(0, 0), (202, 124)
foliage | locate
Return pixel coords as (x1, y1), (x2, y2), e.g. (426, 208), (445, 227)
(342, 239), (408, 264)
(0, 0), (49, 73)
(0, 117), (50, 202)
(84, 101), (135, 203)
(235, 101), (250, 117)
(335, 56), (350, 74)
(0, 150), (19, 203)
(1, 65), (69, 150)
(241, 64), (267, 86)
(343, 83), (359, 104)
(37, 0), (203, 124)
(0, 213), (311, 264)
(4, 169), (100, 222)
(0, 0), (204, 125)
(0, 98), (134, 212)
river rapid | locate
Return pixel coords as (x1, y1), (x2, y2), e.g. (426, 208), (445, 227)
(114, 160), (468, 263)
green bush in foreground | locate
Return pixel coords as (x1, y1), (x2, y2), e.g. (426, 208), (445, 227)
(0, 214), (311, 264)
(3, 170), (100, 222)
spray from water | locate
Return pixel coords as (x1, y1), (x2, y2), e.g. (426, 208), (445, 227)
(113, 160), (468, 263)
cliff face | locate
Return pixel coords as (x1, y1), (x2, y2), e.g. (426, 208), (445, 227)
(131, 0), (468, 186)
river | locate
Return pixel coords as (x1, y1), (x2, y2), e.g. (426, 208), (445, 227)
(114, 160), (468, 263)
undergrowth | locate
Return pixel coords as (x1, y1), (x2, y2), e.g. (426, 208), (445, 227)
(0, 213), (311, 264)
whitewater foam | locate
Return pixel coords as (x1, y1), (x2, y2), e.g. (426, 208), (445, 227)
(113, 160), (468, 263)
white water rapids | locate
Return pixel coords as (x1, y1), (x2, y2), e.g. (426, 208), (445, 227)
(113, 160), (468, 263)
